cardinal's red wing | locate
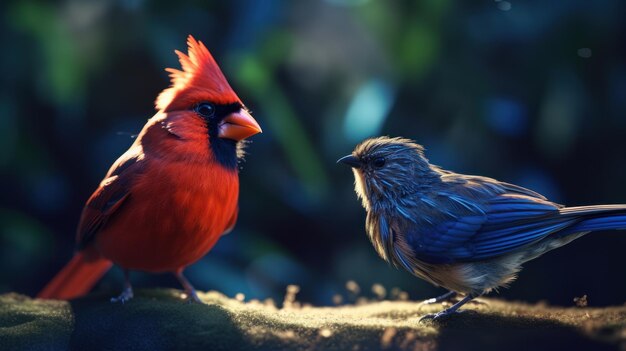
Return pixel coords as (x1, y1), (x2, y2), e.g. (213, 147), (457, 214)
(76, 152), (143, 249)
(221, 207), (238, 236)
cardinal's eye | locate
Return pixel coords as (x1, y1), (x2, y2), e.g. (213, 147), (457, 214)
(195, 102), (216, 118)
(372, 157), (386, 168)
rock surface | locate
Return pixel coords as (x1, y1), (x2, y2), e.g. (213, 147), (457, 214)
(1, 289), (625, 350)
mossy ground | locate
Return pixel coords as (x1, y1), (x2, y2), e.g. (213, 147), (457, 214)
(1, 289), (625, 350)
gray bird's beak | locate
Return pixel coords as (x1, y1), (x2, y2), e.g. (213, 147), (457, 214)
(337, 155), (361, 168)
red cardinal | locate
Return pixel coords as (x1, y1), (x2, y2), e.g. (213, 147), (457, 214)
(38, 35), (261, 302)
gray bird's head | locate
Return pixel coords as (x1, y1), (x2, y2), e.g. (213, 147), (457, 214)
(338, 136), (440, 210)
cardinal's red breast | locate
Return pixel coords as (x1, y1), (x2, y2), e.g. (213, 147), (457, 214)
(92, 114), (239, 272)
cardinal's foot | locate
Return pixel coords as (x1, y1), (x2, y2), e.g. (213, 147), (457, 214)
(110, 287), (134, 304)
(183, 289), (203, 304)
(175, 270), (203, 304)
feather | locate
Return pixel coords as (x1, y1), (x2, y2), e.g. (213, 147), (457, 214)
(155, 35), (241, 111)
(346, 135), (626, 296)
(77, 152), (143, 248)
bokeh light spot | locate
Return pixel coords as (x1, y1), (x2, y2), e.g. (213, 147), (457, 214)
(343, 79), (395, 143)
(497, 1), (512, 11)
(577, 48), (592, 58)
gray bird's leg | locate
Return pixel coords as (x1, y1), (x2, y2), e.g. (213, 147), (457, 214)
(420, 291), (457, 305)
(175, 269), (202, 303)
(111, 270), (134, 304)
(419, 293), (479, 322)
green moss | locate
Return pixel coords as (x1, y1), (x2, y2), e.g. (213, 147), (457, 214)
(0, 293), (73, 351)
(1, 290), (625, 350)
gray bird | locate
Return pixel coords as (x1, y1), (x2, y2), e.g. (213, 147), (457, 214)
(338, 136), (626, 320)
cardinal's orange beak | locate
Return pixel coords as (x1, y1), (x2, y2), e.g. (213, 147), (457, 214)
(218, 109), (262, 141)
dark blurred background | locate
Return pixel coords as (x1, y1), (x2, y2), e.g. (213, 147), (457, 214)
(1, 0), (626, 307)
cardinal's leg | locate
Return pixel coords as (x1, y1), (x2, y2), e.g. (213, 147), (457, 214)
(111, 269), (134, 303)
(175, 269), (202, 303)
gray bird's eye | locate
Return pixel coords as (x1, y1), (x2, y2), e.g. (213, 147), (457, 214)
(372, 157), (386, 168)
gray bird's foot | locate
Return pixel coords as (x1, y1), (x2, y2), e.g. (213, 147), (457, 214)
(420, 291), (457, 305)
(419, 310), (455, 322)
(110, 286), (134, 304)
(419, 308), (474, 322)
(419, 294), (478, 322)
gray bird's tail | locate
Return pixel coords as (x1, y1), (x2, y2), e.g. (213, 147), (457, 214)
(521, 205), (626, 263)
(558, 205), (626, 236)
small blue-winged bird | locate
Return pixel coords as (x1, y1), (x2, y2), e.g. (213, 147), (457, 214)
(338, 136), (626, 321)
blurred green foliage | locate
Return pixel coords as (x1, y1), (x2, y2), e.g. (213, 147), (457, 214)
(1, 0), (626, 306)
(235, 50), (329, 201)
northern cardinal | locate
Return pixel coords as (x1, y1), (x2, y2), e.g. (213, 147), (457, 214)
(339, 137), (626, 320)
(38, 35), (261, 302)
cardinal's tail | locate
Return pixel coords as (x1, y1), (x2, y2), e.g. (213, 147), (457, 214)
(38, 246), (113, 300)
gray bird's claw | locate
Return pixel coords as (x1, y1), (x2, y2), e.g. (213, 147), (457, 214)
(419, 310), (462, 322)
(420, 312), (448, 322)
(419, 308), (475, 322)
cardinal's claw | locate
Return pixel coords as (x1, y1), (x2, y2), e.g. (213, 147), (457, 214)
(110, 286), (134, 304)
(183, 289), (203, 304)
(175, 270), (204, 304)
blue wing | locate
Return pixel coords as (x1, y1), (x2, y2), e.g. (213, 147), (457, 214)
(396, 173), (626, 264)
(374, 172), (626, 267)
(405, 194), (573, 263)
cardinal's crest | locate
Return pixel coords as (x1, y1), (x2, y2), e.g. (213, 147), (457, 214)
(156, 35), (241, 111)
